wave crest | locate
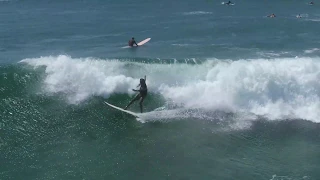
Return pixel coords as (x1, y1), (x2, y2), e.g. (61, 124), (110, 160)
(21, 55), (320, 122)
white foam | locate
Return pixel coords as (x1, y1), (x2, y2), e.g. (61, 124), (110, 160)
(182, 11), (212, 15)
(171, 44), (193, 47)
(304, 48), (320, 54)
(159, 57), (320, 123)
(21, 55), (320, 124)
(256, 51), (290, 58)
(306, 18), (320, 22)
(21, 55), (138, 103)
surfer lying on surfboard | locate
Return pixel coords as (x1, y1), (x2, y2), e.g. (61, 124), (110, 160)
(226, 1), (233, 5)
(267, 13), (276, 18)
(124, 76), (147, 113)
(128, 37), (139, 47)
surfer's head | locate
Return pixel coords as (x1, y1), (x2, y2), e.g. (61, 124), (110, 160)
(132, 37), (135, 40)
(140, 78), (145, 84)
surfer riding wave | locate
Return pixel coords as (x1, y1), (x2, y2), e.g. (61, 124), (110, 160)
(124, 76), (147, 113)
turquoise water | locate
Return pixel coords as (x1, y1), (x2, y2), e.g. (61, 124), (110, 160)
(1, 0), (320, 179)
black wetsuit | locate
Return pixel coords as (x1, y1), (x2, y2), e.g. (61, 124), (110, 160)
(139, 83), (147, 97)
(128, 39), (138, 46)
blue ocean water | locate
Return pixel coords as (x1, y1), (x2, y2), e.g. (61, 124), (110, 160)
(1, 0), (320, 179)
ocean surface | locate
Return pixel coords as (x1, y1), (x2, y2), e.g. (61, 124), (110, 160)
(1, 0), (320, 179)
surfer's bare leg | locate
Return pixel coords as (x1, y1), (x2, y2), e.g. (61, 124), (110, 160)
(139, 96), (146, 113)
(124, 94), (140, 110)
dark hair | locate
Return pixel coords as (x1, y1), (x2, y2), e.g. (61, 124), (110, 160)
(132, 37), (135, 39)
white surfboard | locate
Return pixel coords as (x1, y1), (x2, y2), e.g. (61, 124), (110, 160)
(104, 101), (139, 117)
(221, 2), (235, 5)
(137, 38), (151, 46)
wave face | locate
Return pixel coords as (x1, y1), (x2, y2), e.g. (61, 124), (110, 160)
(19, 55), (320, 123)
